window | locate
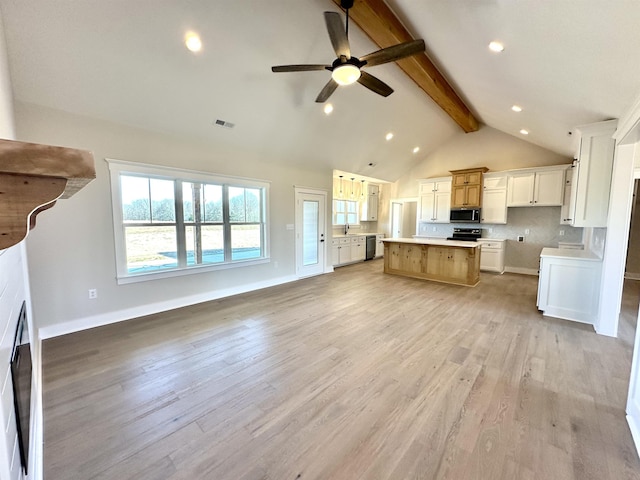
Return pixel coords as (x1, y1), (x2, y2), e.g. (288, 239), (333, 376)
(108, 159), (270, 283)
(333, 199), (359, 225)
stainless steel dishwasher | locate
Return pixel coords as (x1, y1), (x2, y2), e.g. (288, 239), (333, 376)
(365, 235), (376, 260)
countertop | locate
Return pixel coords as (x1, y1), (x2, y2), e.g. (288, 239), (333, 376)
(540, 247), (602, 261)
(382, 237), (480, 248)
(412, 235), (506, 243)
(333, 232), (383, 238)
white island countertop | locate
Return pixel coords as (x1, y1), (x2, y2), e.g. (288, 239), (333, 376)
(540, 247), (602, 261)
(382, 237), (480, 249)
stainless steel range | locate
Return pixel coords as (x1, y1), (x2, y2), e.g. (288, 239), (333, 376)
(447, 227), (481, 242)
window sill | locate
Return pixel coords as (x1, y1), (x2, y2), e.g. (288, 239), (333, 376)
(116, 257), (271, 285)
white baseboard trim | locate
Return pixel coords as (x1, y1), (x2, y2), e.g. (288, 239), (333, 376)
(39, 274), (299, 339)
(625, 272), (640, 280)
(504, 266), (539, 276)
(628, 414), (640, 458)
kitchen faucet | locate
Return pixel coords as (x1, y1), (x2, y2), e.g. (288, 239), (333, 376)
(344, 223), (349, 235)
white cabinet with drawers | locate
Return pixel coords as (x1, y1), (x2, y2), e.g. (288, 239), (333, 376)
(332, 235), (366, 266)
(477, 239), (506, 273)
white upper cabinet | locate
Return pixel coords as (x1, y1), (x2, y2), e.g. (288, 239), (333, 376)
(506, 166), (566, 207)
(569, 120), (617, 227)
(360, 183), (379, 221)
(481, 172), (507, 224)
(417, 177), (451, 223)
(560, 166), (575, 225)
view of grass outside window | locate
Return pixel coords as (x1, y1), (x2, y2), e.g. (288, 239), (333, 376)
(117, 170), (267, 276)
(333, 199), (358, 225)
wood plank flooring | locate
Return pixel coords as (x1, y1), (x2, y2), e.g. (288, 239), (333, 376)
(42, 260), (640, 479)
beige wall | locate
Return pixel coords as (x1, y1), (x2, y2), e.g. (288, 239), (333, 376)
(0, 10), (39, 480)
(384, 124), (576, 271)
(391, 124), (571, 199)
(16, 102), (333, 332)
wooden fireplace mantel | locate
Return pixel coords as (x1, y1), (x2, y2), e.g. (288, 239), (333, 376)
(0, 138), (96, 249)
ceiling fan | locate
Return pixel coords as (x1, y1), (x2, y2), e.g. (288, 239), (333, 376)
(271, 0), (426, 103)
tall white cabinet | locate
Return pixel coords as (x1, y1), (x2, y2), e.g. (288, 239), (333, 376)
(481, 173), (507, 224)
(417, 177), (451, 223)
(569, 119), (617, 227)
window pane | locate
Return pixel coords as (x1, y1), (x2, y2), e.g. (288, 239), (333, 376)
(347, 212), (358, 224)
(121, 175), (150, 223)
(231, 225), (261, 260)
(150, 178), (175, 222)
(303, 200), (319, 266)
(201, 225), (224, 263)
(124, 226), (177, 273)
(347, 201), (357, 213)
(229, 187), (246, 222)
(245, 188), (261, 222)
(335, 213), (346, 225)
(203, 184), (223, 222)
(183, 182), (195, 222)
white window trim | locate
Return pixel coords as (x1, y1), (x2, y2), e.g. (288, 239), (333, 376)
(106, 158), (271, 284)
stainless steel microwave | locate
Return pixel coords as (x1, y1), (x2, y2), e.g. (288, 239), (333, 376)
(450, 208), (481, 223)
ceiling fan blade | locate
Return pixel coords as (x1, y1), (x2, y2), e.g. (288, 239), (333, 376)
(272, 64), (330, 73)
(315, 79), (339, 103)
(358, 71), (393, 97)
(359, 39), (426, 67)
(324, 12), (350, 58)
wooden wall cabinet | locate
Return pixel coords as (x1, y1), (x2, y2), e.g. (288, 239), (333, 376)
(449, 168), (488, 208)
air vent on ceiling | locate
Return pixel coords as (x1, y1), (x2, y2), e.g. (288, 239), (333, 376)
(214, 119), (235, 129)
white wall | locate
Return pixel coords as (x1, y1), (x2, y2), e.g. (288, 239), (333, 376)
(0, 8), (41, 480)
(15, 102), (333, 336)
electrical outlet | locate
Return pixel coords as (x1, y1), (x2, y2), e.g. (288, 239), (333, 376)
(559, 230), (565, 236)
(525, 229), (530, 235)
(488, 228), (493, 233)
(432, 226), (437, 232)
(88, 288), (98, 299)
(517, 235), (525, 242)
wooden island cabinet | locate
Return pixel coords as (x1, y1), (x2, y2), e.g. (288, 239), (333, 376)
(382, 238), (481, 287)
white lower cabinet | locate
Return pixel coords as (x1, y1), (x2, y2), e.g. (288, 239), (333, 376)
(537, 247), (602, 324)
(351, 236), (366, 262)
(332, 236), (366, 266)
(477, 239), (505, 273)
(375, 234), (384, 258)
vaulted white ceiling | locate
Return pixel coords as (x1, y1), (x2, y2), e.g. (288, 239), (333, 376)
(1, 0), (639, 182)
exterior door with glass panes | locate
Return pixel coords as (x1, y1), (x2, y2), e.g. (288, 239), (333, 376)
(295, 188), (327, 278)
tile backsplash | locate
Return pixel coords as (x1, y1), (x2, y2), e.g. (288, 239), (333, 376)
(418, 206), (583, 271)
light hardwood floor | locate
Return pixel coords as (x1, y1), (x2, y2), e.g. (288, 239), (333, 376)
(43, 260), (640, 479)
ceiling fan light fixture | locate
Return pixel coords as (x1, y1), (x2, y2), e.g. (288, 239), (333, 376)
(185, 32), (202, 53)
(331, 64), (361, 86)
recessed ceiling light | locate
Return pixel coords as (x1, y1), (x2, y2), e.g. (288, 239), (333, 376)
(413, 147), (420, 154)
(520, 129), (529, 135)
(385, 132), (394, 141)
(488, 41), (504, 53)
(185, 32), (202, 52)
(324, 103), (334, 115)
(511, 105), (522, 112)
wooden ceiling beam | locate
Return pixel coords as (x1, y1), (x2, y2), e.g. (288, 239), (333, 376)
(333, 0), (479, 133)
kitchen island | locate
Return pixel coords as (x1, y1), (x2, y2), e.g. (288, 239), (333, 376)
(381, 238), (481, 287)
